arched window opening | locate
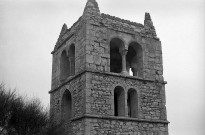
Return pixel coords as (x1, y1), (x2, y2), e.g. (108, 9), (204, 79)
(110, 38), (124, 73)
(68, 44), (75, 76)
(60, 50), (70, 82)
(114, 86), (125, 116)
(62, 90), (72, 122)
(126, 43), (143, 77)
(127, 89), (138, 118)
(126, 46), (136, 76)
(60, 44), (75, 83)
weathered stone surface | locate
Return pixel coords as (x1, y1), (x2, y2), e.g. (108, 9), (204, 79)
(50, 0), (168, 134)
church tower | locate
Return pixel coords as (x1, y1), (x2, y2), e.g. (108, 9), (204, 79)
(49, 0), (169, 134)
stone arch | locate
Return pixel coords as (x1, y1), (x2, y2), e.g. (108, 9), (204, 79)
(67, 44), (75, 76)
(127, 88), (138, 118)
(110, 37), (125, 73)
(60, 50), (70, 82)
(126, 41), (143, 77)
(61, 89), (72, 122)
(60, 44), (75, 82)
(114, 86), (125, 116)
(108, 36), (126, 47)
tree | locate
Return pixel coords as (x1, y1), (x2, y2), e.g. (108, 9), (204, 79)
(0, 83), (17, 134)
(0, 83), (64, 135)
(8, 99), (48, 135)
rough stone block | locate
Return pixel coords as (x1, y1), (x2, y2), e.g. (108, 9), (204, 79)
(93, 55), (101, 65)
(87, 55), (94, 63)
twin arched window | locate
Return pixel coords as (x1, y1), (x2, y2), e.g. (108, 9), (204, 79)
(60, 44), (75, 82)
(110, 38), (143, 77)
(61, 87), (138, 121)
(114, 86), (138, 118)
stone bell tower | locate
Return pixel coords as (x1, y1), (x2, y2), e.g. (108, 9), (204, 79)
(49, 0), (169, 134)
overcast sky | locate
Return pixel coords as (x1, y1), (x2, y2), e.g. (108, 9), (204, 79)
(0, 0), (204, 134)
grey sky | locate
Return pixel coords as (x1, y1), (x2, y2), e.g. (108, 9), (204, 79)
(0, 0), (204, 134)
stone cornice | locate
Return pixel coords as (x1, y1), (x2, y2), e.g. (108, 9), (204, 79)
(49, 69), (167, 94)
(71, 114), (170, 124)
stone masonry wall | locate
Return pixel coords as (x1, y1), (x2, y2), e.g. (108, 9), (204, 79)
(64, 119), (85, 135)
(51, 18), (87, 90)
(85, 22), (110, 73)
(85, 118), (168, 135)
(51, 12), (164, 90)
(50, 1), (168, 134)
(85, 14), (164, 82)
(49, 70), (168, 134)
(50, 73), (86, 123)
(63, 117), (168, 135)
(85, 72), (167, 121)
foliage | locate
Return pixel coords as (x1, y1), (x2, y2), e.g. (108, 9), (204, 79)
(0, 83), (64, 135)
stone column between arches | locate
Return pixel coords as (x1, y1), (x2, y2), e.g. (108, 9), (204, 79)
(119, 49), (129, 75)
